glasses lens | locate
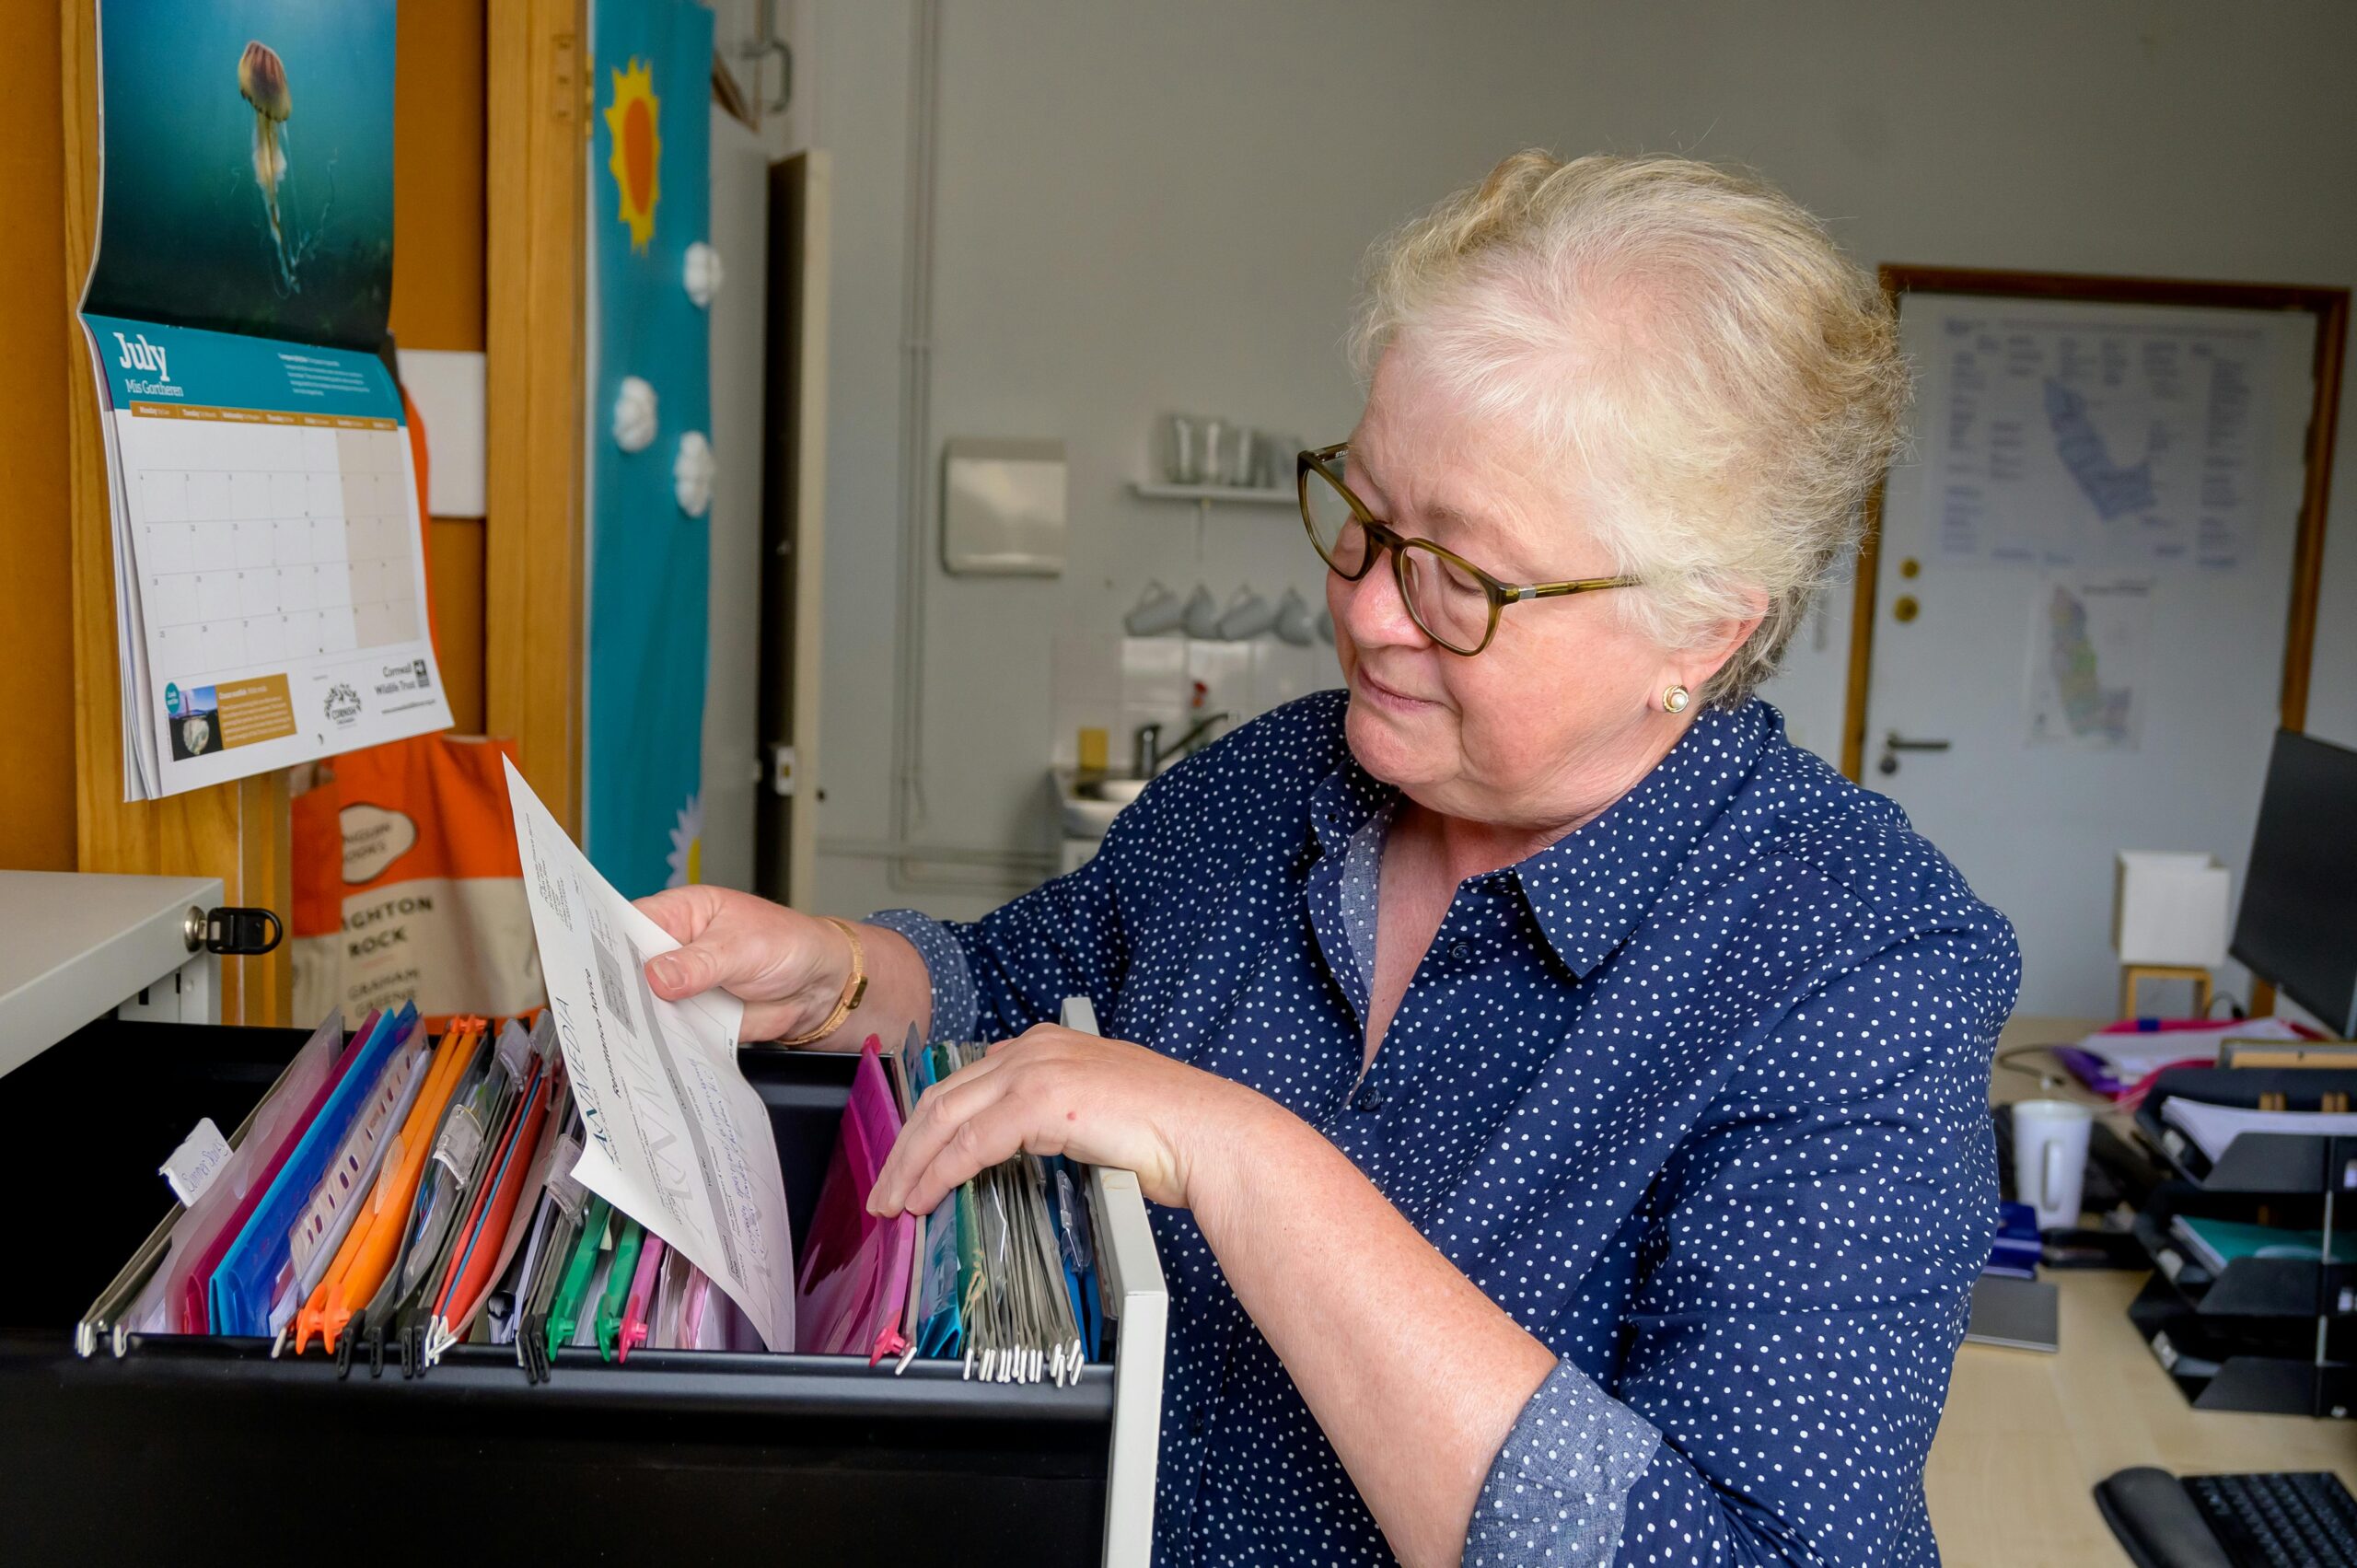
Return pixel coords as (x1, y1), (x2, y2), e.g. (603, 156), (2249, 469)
(1398, 542), (1492, 653)
(1302, 460), (1370, 575)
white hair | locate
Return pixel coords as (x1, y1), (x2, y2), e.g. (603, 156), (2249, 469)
(1350, 150), (1908, 705)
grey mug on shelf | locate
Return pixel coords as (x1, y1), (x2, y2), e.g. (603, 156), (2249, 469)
(1124, 579), (1185, 637)
(1180, 583), (1223, 639)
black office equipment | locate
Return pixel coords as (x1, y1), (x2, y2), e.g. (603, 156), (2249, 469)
(2233, 728), (2357, 1039)
(2125, 1067), (2357, 1417)
(2098, 1467), (2357, 1568)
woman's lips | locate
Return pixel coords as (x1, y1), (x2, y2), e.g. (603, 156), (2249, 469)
(1353, 665), (1439, 713)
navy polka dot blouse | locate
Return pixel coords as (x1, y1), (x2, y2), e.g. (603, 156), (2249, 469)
(873, 691), (2018, 1566)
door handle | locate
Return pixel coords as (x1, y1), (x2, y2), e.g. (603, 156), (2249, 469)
(1877, 733), (1952, 777)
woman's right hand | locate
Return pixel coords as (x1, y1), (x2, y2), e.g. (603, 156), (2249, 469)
(633, 885), (858, 1043)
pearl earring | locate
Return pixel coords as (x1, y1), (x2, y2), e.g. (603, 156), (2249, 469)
(1663, 684), (1690, 714)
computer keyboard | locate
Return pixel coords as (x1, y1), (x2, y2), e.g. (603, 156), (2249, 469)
(2186, 1471), (2357, 1568)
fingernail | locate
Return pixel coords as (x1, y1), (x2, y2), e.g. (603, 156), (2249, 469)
(648, 955), (683, 993)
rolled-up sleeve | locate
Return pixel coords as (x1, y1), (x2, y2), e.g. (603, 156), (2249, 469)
(1467, 920), (2010, 1568)
(863, 907), (981, 1042)
(1469, 1360), (1663, 1567)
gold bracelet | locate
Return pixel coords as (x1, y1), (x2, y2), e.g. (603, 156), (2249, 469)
(776, 917), (869, 1046)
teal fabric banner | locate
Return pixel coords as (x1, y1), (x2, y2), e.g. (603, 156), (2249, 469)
(586, 0), (714, 895)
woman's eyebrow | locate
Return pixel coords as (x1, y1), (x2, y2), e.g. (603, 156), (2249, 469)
(1416, 494), (1512, 548)
(1349, 450), (1527, 563)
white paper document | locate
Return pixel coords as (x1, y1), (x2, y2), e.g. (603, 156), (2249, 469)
(504, 759), (796, 1351)
(2161, 1096), (2357, 1165)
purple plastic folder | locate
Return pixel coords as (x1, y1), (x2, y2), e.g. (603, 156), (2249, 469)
(795, 1038), (915, 1359)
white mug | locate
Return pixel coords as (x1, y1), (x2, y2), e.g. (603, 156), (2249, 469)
(2013, 1099), (2094, 1231)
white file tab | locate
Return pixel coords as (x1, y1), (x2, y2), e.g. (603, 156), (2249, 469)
(159, 1117), (233, 1207)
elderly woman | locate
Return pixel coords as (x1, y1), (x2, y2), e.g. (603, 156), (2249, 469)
(641, 151), (2017, 1567)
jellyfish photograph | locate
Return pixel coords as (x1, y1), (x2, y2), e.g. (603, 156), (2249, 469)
(81, 0), (395, 351)
(237, 40), (296, 287)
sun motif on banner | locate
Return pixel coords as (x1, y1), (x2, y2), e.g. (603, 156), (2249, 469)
(604, 58), (662, 252)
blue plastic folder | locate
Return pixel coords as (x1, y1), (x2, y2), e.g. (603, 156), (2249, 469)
(209, 1004), (418, 1335)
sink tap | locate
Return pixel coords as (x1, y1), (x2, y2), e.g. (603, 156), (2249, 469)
(1132, 712), (1230, 779)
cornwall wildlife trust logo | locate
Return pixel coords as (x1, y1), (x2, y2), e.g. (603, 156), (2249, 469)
(323, 681), (364, 728)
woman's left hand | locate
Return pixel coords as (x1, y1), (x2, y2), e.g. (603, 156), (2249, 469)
(868, 1023), (1275, 1217)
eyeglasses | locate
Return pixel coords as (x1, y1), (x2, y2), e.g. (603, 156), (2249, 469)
(1296, 443), (1642, 656)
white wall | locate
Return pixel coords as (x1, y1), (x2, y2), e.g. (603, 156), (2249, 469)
(791, 0), (2357, 929)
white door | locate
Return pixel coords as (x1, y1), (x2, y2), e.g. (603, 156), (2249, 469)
(1856, 290), (2320, 1017)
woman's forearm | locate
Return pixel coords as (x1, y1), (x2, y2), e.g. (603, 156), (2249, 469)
(1190, 1104), (1557, 1568)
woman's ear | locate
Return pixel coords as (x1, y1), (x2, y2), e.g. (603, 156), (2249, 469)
(1674, 591), (1771, 695)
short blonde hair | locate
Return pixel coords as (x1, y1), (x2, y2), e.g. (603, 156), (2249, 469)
(1350, 150), (1907, 706)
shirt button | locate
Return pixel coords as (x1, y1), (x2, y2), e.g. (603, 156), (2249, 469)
(1449, 941), (1471, 961)
(1353, 1081), (1383, 1112)
(1190, 1403), (1211, 1434)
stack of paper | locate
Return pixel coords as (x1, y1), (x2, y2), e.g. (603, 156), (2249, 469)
(2055, 1016), (2311, 1099)
(2160, 1097), (2357, 1165)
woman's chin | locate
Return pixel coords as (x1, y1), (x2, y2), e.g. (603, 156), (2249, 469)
(1344, 694), (1447, 786)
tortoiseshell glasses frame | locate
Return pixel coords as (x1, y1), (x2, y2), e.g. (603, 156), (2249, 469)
(1296, 442), (1642, 656)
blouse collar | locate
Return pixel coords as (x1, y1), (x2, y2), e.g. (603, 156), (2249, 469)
(1304, 701), (1773, 980)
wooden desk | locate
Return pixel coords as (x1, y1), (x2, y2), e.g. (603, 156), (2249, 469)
(1925, 1016), (2357, 1564)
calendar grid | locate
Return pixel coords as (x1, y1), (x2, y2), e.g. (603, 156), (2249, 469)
(126, 419), (422, 684)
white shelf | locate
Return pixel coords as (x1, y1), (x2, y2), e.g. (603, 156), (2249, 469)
(1129, 482), (1295, 506)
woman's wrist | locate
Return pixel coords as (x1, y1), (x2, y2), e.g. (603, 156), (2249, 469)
(782, 914), (865, 1044)
(1180, 1084), (1306, 1227)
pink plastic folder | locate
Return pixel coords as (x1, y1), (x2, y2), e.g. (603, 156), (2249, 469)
(140, 1013), (345, 1335)
(795, 1038), (915, 1359)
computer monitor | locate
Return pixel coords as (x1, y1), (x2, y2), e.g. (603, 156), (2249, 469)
(2231, 728), (2357, 1038)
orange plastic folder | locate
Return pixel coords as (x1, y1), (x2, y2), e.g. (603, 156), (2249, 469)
(295, 1018), (483, 1354)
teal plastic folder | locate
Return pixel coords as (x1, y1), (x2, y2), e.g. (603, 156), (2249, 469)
(2175, 1214), (2330, 1271)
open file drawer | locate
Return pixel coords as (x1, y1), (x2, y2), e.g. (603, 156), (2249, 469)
(0, 1014), (1167, 1565)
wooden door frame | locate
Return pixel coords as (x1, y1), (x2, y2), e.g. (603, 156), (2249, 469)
(485, 0), (586, 833)
(1841, 264), (2350, 784)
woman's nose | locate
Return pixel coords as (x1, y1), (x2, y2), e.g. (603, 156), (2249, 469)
(1336, 554), (1427, 650)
